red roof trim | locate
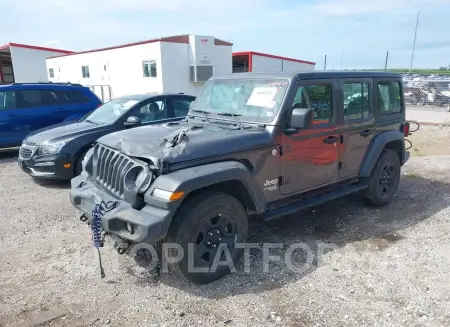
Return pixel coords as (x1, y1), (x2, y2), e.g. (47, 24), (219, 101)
(0, 42), (74, 54)
(233, 51), (316, 65)
(47, 35), (232, 59)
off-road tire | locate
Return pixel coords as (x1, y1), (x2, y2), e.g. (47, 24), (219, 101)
(362, 149), (401, 206)
(166, 191), (248, 284)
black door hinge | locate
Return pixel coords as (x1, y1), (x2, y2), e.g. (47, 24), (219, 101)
(338, 162), (342, 170)
(279, 145), (283, 156)
(340, 135), (344, 143)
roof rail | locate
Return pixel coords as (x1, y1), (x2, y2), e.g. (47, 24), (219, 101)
(9, 82), (82, 86)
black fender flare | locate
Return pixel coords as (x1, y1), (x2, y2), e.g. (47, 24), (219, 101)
(360, 130), (406, 177)
(148, 160), (266, 212)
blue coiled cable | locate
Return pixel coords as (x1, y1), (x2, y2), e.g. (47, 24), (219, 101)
(90, 200), (119, 278)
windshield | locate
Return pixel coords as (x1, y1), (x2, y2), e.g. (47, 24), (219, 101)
(190, 78), (290, 123)
(84, 98), (140, 124)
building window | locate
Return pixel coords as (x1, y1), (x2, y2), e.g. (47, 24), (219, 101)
(143, 60), (157, 77)
(343, 82), (370, 120)
(48, 68), (54, 78)
(81, 65), (90, 78)
(377, 81), (402, 115)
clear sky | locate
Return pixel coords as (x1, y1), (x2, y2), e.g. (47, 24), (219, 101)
(1, 0), (449, 70)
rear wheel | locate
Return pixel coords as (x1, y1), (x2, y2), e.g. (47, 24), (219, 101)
(362, 149), (401, 206)
(166, 191), (248, 284)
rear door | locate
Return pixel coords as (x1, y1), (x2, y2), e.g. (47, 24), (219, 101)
(17, 89), (62, 133)
(0, 89), (24, 147)
(338, 78), (375, 178)
(56, 88), (100, 119)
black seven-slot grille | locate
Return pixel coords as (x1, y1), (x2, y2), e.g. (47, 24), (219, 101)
(93, 144), (136, 198)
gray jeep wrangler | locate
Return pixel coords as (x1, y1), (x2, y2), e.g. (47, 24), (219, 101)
(70, 71), (410, 284)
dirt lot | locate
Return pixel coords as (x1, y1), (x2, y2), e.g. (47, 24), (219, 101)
(1, 128), (450, 327)
(407, 125), (450, 157)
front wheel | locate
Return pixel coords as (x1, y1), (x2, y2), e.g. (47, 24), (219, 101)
(166, 191), (248, 284)
(362, 149), (401, 206)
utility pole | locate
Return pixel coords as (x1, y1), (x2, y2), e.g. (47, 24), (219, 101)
(324, 54), (327, 70)
(385, 51), (389, 71)
(409, 11), (420, 72)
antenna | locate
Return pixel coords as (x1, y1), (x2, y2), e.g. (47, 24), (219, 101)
(385, 51), (389, 71)
(324, 54), (327, 70)
(409, 11), (420, 72)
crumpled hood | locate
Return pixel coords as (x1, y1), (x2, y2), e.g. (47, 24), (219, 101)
(26, 120), (110, 144)
(97, 121), (272, 164)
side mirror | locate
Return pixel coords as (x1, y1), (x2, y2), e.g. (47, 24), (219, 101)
(124, 116), (141, 127)
(287, 107), (314, 132)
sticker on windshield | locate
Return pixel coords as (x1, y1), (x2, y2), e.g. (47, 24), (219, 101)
(246, 87), (279, 107)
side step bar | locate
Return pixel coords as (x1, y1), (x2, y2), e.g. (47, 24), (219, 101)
(260, 183), (368, 222)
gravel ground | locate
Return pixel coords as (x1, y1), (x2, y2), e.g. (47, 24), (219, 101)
(0, 150), (450, 327)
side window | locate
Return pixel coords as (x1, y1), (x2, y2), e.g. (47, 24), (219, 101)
(57, 90), (91, 104)
(173, 97), (195, 117)
(343, 82), (370, 120)
(135, 99), (167, 123)
(17, 90), (44, 108)
(377, 81), (402, 115)
(0, 91), (17, 110)
(292, 83), (333, 123)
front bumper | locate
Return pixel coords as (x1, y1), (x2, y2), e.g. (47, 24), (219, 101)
(18, 153), (76, 180)
(70, 173), (174, 245)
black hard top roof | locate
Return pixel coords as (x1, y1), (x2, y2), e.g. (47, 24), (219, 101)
(211, 71), (403, 80)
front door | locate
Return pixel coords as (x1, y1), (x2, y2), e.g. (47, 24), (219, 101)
(280, 80), (340, 195)
(338, 79), (375, 178)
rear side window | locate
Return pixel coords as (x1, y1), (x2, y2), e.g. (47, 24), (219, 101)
(0, 91), (17, 110)
(173, 97), (195, 117)
(17, 90), (44, 108)
(57, 90), (92, 104)
(377, 81), (402, 115)
(343, 82), (370, 120)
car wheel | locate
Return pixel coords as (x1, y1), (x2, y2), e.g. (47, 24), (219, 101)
(362, 149), (401, 207)
(166, 191), (248, 284)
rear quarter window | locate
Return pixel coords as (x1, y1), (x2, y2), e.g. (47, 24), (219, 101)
(377, 81), (402, 115)
(57, 89), (93, 104)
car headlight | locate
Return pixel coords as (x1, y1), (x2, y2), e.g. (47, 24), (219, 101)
(37, 141), (67, 156)
(123, 166), (153, 193)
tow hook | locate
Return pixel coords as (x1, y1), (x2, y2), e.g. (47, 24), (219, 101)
(80, 214), (89, 223)
(404, 120), (420, 151)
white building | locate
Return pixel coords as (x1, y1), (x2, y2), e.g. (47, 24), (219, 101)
(46, 35), (233, 101)
(232, 51), (315, 73)
(0, 43), (74, 84)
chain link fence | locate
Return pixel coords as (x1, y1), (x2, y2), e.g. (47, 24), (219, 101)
(404, 79), (450, 110)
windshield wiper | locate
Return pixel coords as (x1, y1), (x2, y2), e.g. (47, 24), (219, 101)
(190, 109), (212, 124)
(217, 112), (244, 129)
(84, 119), (98, 124)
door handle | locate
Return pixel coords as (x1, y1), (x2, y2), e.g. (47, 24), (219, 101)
(323, 136), (338, 144)
(360, 129), (373, 137)
(7, 113), (19, 117)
